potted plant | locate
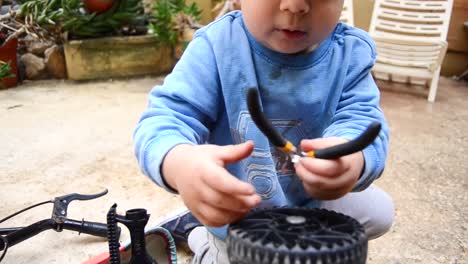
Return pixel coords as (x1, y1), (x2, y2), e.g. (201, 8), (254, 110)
(59, 0), (173, 80)
(0, 26), (18, 88)
(16, 0), (147, 42)
(63, 0), (203, 80)
(11, 0), (157, 80)
(5, 0), (203, 81)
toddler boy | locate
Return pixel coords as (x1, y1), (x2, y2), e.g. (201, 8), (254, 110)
(134, 0), (394, 263)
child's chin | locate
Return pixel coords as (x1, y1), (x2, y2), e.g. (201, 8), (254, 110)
(274, 46), (310, 55)
(269, 42), (311, 55)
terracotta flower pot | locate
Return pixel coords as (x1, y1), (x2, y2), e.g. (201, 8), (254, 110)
(0, 37), (18, 89)
(83, 0), (116, 14)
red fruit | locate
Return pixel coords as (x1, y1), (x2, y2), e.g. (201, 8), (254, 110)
(83, 0), (116, 14)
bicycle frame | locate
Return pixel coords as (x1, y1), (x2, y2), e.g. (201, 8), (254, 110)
(0, 189), (119, 255)
(0, 217), (110, 250)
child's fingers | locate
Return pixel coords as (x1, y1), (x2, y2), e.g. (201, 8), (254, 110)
(195, 202), (249, 227)
(202, 164), (257, 195)
(200, 187), (260, 212)
(295, 164), (355, 191)
(298, 157), (348, 178)
(216, 141), (254, 163)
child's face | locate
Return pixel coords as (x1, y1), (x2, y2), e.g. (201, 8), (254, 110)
(241, 0), (344, 54)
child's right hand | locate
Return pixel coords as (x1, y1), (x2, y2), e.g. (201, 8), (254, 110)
(161, 141), (261, 227)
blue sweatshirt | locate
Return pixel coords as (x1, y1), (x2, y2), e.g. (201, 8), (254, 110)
(134, 11), (389, 239)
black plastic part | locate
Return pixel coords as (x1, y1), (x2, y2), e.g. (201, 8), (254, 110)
(53, 189), (108, 218)
(108, 205), (156, 264)
(107, 204), (121, 264)
(314, 122), (381, 159)
(119, 209), (156, 264)
(62, 218), (118, 238)
(227, 208), (368, 264)
(246, 88), (288, 148)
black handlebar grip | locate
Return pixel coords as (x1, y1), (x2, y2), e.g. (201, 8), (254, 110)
(314, 122), (382, 159)
(62, 218), (121, 239)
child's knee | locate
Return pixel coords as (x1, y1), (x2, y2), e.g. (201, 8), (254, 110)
(320, 184), (395, 240)
(365, 189), (394, 239)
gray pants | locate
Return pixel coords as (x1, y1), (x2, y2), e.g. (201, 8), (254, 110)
(188, 184), (394, 264)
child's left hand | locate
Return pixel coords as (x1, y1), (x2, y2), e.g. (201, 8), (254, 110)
(294, 137), (364, 200)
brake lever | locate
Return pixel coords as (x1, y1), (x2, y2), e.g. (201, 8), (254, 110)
(52, 189), (108, 219)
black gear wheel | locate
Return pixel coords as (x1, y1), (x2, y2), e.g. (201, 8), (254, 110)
(227, 208), (368, 264)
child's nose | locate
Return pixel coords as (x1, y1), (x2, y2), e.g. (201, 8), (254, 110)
(280, 0), (310, 14)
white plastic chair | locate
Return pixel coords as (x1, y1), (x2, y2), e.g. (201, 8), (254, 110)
(340, 0), (355, 26)
(369, 0), (454, 102)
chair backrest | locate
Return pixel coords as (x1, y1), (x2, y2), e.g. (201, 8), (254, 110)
(340, 0), (355, 26)
(369, 0), (453, 41)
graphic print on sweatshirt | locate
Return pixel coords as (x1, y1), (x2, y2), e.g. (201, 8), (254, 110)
(233, 111), (307, 204)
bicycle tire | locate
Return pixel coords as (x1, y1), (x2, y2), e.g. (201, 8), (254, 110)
(227, 208), (368, 264)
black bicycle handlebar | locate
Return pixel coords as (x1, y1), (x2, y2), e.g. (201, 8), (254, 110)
(0, 217), (119, 251)
(0, 219), (54, 251)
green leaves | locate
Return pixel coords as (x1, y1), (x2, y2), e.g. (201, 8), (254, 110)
(17, 0), (147, 40)
(0, 61), (14, 79)
(0, 60), (15, 88)
(15, 0), (201, 43)
(149, 0), (201, 45)
(149, 0), (177, 45)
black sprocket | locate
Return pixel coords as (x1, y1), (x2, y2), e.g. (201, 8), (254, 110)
(227, 208), (368, 264)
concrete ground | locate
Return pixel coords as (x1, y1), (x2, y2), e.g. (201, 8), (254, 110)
(0, 76), (466, 264)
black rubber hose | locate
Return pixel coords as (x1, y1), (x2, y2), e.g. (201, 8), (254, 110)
(246, 88), (288, 148)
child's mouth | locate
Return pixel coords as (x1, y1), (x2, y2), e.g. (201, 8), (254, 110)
(280, 29), (307, 39)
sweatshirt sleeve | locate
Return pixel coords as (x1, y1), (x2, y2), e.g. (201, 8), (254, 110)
(322, 33), (389, 191)
(133, 34), (220, 193)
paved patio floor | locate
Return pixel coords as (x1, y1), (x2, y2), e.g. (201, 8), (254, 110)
(0, 76), (466, 263)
